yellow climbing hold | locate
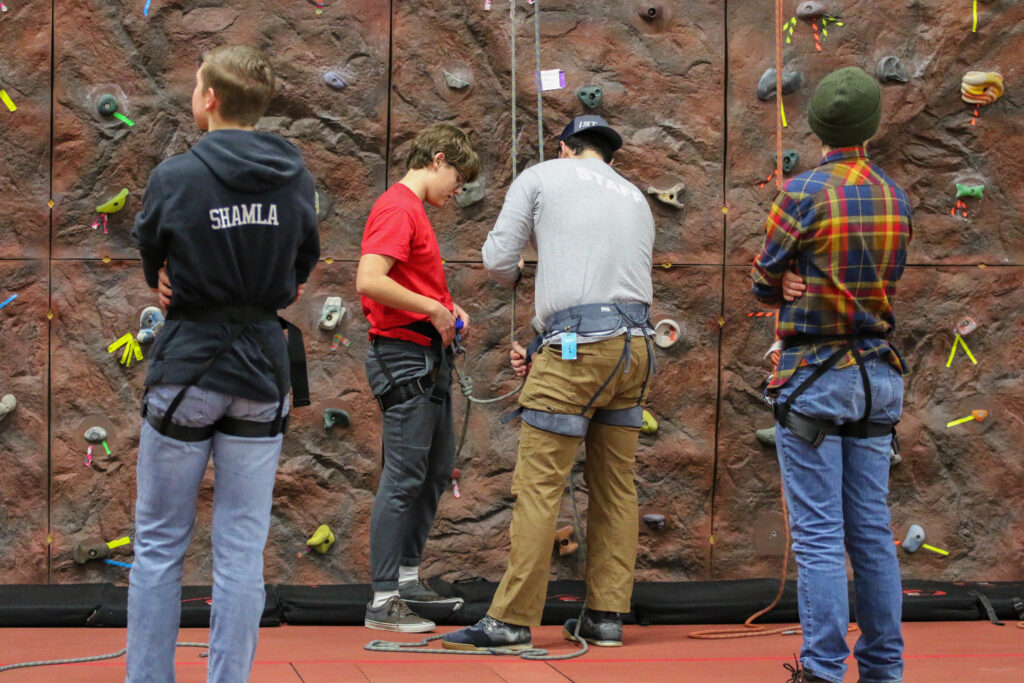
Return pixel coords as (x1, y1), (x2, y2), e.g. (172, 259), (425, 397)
(960, 71), (1003, 106)
(306, 524), (335, 554)
(640, 410), (659, 435)
(96, 188), (129, 214)
(324, 257), (334, 264)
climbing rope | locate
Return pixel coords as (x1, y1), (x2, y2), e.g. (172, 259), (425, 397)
(533, 0), (544, 162)
(0, 643), (209, 673)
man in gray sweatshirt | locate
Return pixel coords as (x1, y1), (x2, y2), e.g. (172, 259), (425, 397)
(443, 115), (655, 651)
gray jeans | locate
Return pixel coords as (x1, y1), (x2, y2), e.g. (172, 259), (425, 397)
(127, 384), (287, 683)
(366, 339), (455, 591)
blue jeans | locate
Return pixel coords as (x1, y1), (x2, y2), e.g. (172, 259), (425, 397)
(775, 358), (904, 683)
(127, 384), (287, 683)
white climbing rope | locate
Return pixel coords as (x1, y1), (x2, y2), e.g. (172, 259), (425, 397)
(0, 643), (209, 673)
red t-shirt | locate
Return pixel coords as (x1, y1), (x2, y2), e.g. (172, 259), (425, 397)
(360, 183), (452, 346)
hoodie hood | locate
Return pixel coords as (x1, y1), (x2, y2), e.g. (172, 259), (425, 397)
(190, 129), (305, 193)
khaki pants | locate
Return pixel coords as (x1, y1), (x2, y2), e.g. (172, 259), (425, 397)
(488, 335), (651, 627)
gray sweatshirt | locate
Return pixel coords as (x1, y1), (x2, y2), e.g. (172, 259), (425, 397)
(482, 157), (655, 326)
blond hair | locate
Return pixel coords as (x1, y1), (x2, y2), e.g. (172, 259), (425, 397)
(200, 45), (275, 126)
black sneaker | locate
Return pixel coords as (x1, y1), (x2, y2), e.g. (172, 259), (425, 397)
(783, 656), (828, 682)
(441, 615), (532, 651)
(364, 596), (435, 633)
(562, 609), (623, 647)
(398, 579), (465, 610)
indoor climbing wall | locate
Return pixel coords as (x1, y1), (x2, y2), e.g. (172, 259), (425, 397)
(0, 0), (1021, 590)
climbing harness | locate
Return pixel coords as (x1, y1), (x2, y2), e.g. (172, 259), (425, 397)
(772, 334), (898, 446)
(0, 643), (209, 674)
(142, 305), (308, 441)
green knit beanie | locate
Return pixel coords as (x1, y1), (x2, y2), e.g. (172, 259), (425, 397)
(807, 66), (882, 147)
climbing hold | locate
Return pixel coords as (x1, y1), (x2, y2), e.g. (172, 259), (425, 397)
(136, 305), (165, 344)
(755, 425), (776, 447)
(955, 183), (984, 200)
(946, 409), (988, 428)
(653, 319), (681, 349)
(953, 315), (977, 336)
(757, 68), (802, 101)
(898, 524), (948, 556)
(646, 180), (685, 209)
(318, 297), (345, 331)
(454, 179), (486, 208)
(876, 56), (909, 84)
(96, 189), (129, 214)
(640, 410), (658, 435)
(450, 468), (461, 498)
(642, 514), (666, 530)
(576, 85), (603, 109)
(84, 426), (108, 443)
(323, 408), (350, 430)
(322, 71), (347, 90)
(774, 149), (800, 175)
(795, 1), (826, 19)
(0, 394), (15, 423)
(960, 71), (1003, 106)
(306, 524), (335, 554)
(72, 537), (111, 564)
(442, 69), (471, 90)
(97, 94), (119, 117)
(637, 4), (663, 20)
(889, 444), (901, 466)
(554, 525), (578, 556)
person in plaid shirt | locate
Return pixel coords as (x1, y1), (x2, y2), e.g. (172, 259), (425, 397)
(751, 67), (913, 683)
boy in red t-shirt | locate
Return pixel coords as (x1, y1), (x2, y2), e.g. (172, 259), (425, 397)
(356, 123), (480, 632)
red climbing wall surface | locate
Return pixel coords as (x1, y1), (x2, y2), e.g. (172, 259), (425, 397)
(0, 1), (1021, 588)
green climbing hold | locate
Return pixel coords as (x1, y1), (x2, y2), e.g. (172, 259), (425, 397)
(97, 94), (119, 116)
(96, 188), (129, 214)
(955, 183), (984, 199)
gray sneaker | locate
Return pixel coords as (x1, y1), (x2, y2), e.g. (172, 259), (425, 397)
(364, 596), (435, 633)
(398, 579), (465, 609)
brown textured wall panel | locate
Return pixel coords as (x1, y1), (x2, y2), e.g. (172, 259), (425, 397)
(0, 261), (49, 582)
(0, 4), (50, 259)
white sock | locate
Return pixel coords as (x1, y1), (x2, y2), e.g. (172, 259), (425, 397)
(398, 565), (419, 584)
(372, 590), (399, 608)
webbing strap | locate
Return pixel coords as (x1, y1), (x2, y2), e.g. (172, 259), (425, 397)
(145, 411), (288, 442)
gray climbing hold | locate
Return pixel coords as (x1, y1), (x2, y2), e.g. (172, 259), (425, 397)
(454, 179), (485, 208)
(442, 69), (471, 90)
(795, 1), (826, 20)
(642, 514), (666, 530)
(876, 56), (909, 84)
(646, 180), (685, 209)
(901, 524), (925, 553)
(757, 68), (802, 101)
(84, 426), (108, 443)
(323, 408), (351, 430)
(322, 71), (347, 90)
(755, 425), (776, 447)
(576, 85), (603, 109)
(97, 94), (119, 116)
(0, 394), (15, 423)
(774, 149), (800, 175)
(637, 4), (663, 20)
(318, 297), (345, 331)
(136, 306), (164, 344)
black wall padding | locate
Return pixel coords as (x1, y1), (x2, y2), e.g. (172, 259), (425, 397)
(1, 580), (1021, 627)
(0, 584), (109, 626)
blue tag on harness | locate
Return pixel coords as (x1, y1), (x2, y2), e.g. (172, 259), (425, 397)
(561, 332), (577, 360)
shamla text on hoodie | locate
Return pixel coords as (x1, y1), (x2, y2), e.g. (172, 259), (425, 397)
(209, 203), (280, 230)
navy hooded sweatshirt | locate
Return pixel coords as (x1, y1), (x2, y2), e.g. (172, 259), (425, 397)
(133, 129), (320, 403)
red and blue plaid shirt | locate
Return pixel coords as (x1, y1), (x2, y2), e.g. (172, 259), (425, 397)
(751, 146), (913, 389)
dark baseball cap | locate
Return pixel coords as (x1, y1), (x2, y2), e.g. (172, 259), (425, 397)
(558, 115), (623, 151)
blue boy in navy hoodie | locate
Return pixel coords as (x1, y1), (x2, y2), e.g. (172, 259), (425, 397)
(128, 45), (319, 682)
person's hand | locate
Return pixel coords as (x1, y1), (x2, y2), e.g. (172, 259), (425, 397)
(429, 302), (456, 347)
(782, 269), (806, 302)
(770, 349), (781, 367)
(156, 267), (173, 308)
(296, 283), (306, 300)
(452, 302), (470, 338)
(510, 341), (531, 377)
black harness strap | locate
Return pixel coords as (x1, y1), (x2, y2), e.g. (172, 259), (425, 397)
(372, 321), (452, 412)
